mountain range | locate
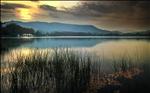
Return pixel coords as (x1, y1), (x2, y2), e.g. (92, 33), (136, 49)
(3, 21), (110, 34)
(1, 21), (150, 36)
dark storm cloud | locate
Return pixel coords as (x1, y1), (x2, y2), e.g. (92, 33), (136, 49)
(39, 5), (57, 11)
(36, 1), (150, 31)
(1, 3), (31, 10)
(68, 1), (150, 18)
(38, 4), (72, 19)
(64, 1), (150, 31)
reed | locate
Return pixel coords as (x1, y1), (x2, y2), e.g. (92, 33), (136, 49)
(1, 48), (96, 93)
(1, 48), (149, 93)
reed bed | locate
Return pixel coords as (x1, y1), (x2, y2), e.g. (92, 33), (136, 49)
(1, 48), (149, 93)
(1, 48), (100, 93)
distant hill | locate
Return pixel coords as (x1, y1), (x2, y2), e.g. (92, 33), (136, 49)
(1, 21), (150, 36)
(1, 23), (35, 37)
(3, 21), (110, 34)
(125, 30), (150, 36)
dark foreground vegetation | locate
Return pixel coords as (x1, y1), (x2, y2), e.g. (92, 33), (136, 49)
(1, 48), (150, 93)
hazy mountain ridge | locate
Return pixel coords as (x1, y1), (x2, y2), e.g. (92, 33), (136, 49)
(1, 21), (149, 36)
(3, 21), (110, 34)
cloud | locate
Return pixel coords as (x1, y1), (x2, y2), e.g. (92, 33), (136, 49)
(30, 0), (39, 2)
(37, 1), (150, 31)
(64, 1), (150, 31)
(1, 3), (31, 10)
(39, 5), (57, 11)
(67, 1), (150, 18)
(38, 4), (74, 19)
(1, 1), (149, 32)
(1, 3), (31, 21)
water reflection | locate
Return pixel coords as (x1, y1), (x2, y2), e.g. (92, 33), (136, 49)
(1, 38), (34, 54)
(1, 38), (149, 48)
(20, 38), (110, 48)
(1, 38), (150, 93)
(1, 38), (150, 73)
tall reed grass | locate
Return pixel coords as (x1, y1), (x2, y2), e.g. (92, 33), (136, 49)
(1, 48), (149, 93)
(1, 48), (99, 93)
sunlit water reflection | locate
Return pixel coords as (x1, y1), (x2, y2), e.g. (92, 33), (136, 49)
(1, 37), (150, 93)
(1, 38), (150, 74)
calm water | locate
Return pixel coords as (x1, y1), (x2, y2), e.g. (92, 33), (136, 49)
(1, 37), (150, 73)
(1, 37), (150, 93)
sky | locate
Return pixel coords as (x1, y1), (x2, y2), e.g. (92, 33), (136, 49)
(1, 0), (150, 32)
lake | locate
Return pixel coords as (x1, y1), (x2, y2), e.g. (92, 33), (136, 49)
(1, 36), (150, 93)
(1, 37), (150, 72)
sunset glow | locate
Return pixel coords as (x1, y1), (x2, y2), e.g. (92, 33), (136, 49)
(16, 8), (32, 20)
(1, 1), (150, 32)
(1, 1), (150, 93)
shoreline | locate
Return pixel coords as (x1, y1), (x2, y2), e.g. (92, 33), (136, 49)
(1, 36), (150, 39)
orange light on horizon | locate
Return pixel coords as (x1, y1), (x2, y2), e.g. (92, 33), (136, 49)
(16, 8), (32, 20)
